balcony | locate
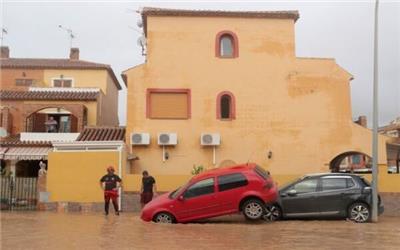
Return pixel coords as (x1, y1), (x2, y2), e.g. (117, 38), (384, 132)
(20, 132), (80, 142)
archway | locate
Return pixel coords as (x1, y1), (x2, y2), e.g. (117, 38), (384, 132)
(329, 151), (372, 173)
(26, 107), (78, 133)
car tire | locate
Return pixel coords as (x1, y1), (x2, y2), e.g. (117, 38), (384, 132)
(153, 212), (175, 224)
(242, 199), (265, 221)
(263, 204), (282, 221)
(348, 202), (371, 223)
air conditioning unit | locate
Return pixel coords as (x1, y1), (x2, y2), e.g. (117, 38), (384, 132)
(201, 133), (221, 146)
(158, 133), (178, 146)
(130, 133), (150, 145)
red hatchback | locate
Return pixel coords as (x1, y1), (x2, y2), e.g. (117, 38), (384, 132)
(141, 163), (278, 223)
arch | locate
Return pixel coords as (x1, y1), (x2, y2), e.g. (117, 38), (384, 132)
(22, 104), (87, 133)
(329, 151), (372, 173)
(215, 30), (239, 58)
(216, 91), (236, 120)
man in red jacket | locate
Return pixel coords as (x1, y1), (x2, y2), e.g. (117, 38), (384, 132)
(100, 166), (122, 215)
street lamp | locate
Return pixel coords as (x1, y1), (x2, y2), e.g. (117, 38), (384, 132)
(371, 0), (380, 222)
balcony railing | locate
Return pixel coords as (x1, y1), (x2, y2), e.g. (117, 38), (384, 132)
(20, 132), (80, 142)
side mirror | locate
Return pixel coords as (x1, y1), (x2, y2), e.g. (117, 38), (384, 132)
(287, 189), (297, 196)
(362, 187), (372, 194)
(178, 195), (184, 201)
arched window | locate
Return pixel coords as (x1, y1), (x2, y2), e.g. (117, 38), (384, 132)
(220, 35), (234, 57)
(215, 31), (239, 58)
(217, 91), (236, 120)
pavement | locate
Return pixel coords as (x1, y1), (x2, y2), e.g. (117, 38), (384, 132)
(1, 212), (399, 250)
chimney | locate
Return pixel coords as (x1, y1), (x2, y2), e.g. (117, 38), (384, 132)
(69, 48), (79, 60)
(1, 46), (10, 58)
(356, 116), (367, 128)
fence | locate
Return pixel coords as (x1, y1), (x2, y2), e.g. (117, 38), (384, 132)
(0, 177), (38, 210)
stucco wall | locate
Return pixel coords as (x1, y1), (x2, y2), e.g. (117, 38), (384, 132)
(43, 69), (108, 92)
(124, 15), (388, 189)
(0, 68), (44, 90)
(47, 151), (120, 202)
(98, 74), (119, 126)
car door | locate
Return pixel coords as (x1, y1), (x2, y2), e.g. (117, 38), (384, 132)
(280, 177), (320, 217)
(317, 177), (358, 216)
(173, 177), (219, 221)
(216, 173), (249, 213)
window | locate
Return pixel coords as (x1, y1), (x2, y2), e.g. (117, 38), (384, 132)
(216, 91), (236, 120)
(321, 178), (348, 191)
(146, 89), (191, 119)
(290, 178), (318, 194)
(15, 79), (34, 86)
(218, 173), (248, 192)
(254, 166), (270, 180)
(215, 31), (239, 58)
(53, 79), (73, 88)
(352, 155), (361, 164)
(220, 35), (233, 57)
(183, 178), (215, 199)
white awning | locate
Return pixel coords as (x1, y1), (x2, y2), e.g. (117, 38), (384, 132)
(4, 147), (53, 160)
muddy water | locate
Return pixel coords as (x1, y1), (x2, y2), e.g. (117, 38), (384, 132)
(1, 212), (400, 250)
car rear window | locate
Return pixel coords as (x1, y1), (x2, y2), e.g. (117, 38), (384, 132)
(217, 173), (248, 192)
(254, 166), (270, 180)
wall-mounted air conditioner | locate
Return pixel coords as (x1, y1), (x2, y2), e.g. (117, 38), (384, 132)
(130, 133), (150, 145)
(158, 133), (178, 146)
(201, 133), (221, 146)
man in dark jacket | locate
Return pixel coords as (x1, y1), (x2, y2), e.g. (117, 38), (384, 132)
(140, 170), (157, 209)
(100, 166), (122, 215)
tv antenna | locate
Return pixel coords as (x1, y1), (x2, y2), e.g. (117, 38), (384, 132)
(58, 25), (75, 48)
(0, 28), (7, 46)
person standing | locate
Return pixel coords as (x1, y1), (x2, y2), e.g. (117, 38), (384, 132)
(140, 170), (157, 208)
(100, 166), (122, 215)
(45, 116), (58, 133)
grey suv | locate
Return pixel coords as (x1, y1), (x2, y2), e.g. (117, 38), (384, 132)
(264, 173), (384, 223)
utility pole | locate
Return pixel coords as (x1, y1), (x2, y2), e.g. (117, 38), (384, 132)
(371, 0), (380, 223)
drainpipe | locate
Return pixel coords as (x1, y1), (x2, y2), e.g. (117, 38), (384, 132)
(118, 145), (123, 212)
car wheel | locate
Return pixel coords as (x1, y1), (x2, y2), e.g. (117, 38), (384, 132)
(348, 203), (371, 223)
(242, 199), (264, 221)
(263, 204), (282, 221)
(153, 212), (174, 224)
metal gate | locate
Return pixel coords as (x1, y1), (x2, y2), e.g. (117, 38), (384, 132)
(0, 177), (38, 210)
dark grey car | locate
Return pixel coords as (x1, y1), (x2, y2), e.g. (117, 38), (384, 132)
(264, 173), (384, 223)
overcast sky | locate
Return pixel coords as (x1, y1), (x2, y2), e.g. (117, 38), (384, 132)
(1, 0), (399, 126)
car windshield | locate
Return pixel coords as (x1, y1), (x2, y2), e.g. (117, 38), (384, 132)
(169, 180), (192, 199)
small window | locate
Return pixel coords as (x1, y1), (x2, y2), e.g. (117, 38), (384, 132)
(15, 79), (34, 86)
(220, 35), (233, 57)
(352, 155), (361, 164)
(53, 79), (73, 88)
(217, 91), (236, 120)
(321, 178), (348, 191)
(220, 95), (231, 119)
(215, 31), (239, 58)
(346, 178), (355, 188)
(147, 89), (191, 119)
(290, 178), (318, 194)
(183, 178), (214, 199)
(218, 173), (248, 192)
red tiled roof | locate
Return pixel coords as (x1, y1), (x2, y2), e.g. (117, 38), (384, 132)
(76, 126), (126, 141)
(141, 7), (300, 36)
(0, 58), (123, 89)
(0, 134), (52, 147)
(0, 90), (99, 101)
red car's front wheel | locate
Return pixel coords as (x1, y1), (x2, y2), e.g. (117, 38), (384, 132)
(153, 212), (175, 223)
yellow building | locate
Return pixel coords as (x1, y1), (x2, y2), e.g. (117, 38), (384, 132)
(123, 8), (389, 192)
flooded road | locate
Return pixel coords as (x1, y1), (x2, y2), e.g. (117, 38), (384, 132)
(1, 212), (399, 250)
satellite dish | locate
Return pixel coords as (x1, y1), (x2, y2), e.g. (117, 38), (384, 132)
(137, 19), (143, 28)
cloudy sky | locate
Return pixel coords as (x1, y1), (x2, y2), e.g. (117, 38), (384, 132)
(1, 0), (399, 126)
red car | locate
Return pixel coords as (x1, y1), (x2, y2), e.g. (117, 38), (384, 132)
(141, 163), (278, 223)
